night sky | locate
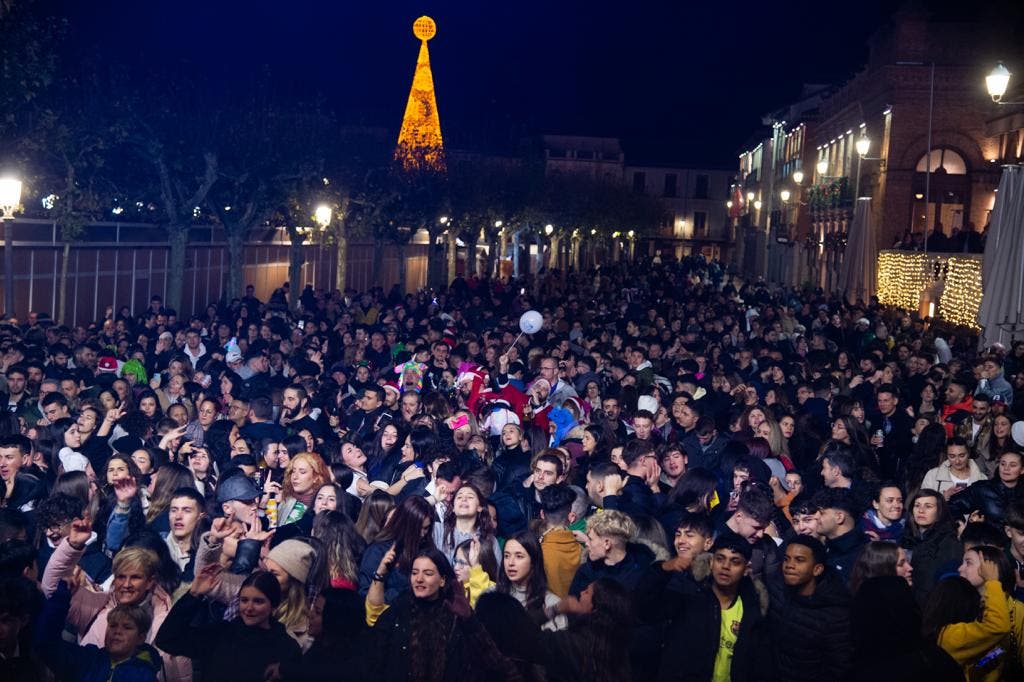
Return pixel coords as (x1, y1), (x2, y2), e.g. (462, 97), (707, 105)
(54, 0), (1011, 168)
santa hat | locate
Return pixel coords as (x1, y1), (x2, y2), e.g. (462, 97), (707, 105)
(383, 382), (401, 399)
(97, 356), (119, 374)
(478, 398), (522, 436)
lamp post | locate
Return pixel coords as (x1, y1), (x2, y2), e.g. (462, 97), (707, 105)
(0, 178), (23, 319)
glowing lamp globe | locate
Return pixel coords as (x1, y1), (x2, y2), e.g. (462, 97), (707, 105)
(0, 178), (22, 214)
(792, 170), (804, 185)
(816, 160), (829, 176)
(987, 63), (1011, 102)
(855, 135), (871, 158)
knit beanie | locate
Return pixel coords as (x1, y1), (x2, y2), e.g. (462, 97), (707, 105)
(266, 539), (316, 584)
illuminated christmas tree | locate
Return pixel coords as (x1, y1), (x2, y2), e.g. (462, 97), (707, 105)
(395, 16), (446, 173)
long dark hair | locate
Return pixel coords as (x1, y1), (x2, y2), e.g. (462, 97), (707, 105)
(145, 462), (196, 523)
(904, 423), (948, 492)
(406, 426), (438, 464)
(497, 531), (548, 625)
(354, 489), (395, 544)
(364, 422), (405, 475)
(921, 576), (981, 643)
(407, 547), (458, 682)
(312, 510), (366, 586)
(241, 570), (283, 609)
(584, 424), (616, 460)
(376, 496), (434, 573)
(577, 578), (633, 682)
(441, 483), (495, 553)
(668, 467), (718, 510)
(847, 541), (899, 595)
(905, 489), (954, 538)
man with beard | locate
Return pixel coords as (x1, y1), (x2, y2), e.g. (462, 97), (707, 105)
(279, 385), (324, 441)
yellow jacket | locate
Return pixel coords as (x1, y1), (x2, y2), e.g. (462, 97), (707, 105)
(938, 580), (1011, 682)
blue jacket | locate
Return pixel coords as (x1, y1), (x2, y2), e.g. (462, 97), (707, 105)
(34, 584), (162, 682)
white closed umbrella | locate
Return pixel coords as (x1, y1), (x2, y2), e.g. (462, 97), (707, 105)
(979, 165), (1024, 348)
(837, 197), (877, 304)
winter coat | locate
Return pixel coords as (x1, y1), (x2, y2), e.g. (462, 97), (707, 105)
(359, 540), (411, 604)
(568, 542), (656, 597)
(655, 573), (772, 681)
(900, 525), (963, 604)
(369, 592), (521, 682)
(155, 592), (302, 682)
(937, 580), (1011, 682)
(948, 477), (1024, 526)
(602, 475), (663, 520)
(825, 528), (869, 585)
(920, 459), (987, 495)
(766, 570), (853, 681)
(34, 583), (163, 682)
(40, 538), (191, 682)
(539, 528), (582, 599)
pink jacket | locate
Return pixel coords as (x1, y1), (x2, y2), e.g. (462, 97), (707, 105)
(41, 538), (192, 682)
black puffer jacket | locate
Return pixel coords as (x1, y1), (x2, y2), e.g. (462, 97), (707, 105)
(568, 542), (656, 597)
(370, 593), (520, 682)
(766, 570), (853, 681)
(155, 593), (301, 682)
(900, 525), (962, 604)
(947, 478), (1024, 526)
(656, 574), (772, 682)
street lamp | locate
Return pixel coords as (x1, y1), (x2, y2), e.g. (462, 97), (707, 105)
(816, 159), (829, 177)
(987, 62), (1012, 102)
(314, 205), (332, 230)
(0, 177), (22, 319)
(780, 189), (791, 203)
(792, 170), (804, 185)
(854, 134), (882, 200)
(590, 228), (597, 235)
(544, 224), (553, 235)
(439, 216), (449, 225)
(746, 191), (755, 202)
(753, 200), (762, 211)
(494, 220), (502, 228)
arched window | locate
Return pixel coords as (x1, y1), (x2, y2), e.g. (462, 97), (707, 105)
(916, 148), (967, 175)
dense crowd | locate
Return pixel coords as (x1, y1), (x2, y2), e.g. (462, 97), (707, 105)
(3, 257), (1024, 681)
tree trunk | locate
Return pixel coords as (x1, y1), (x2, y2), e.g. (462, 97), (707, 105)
(335, 226), (348, 293)
(166, 226), (189, 314)
(57, 241), (71, 324)
(288, 227), (303, 312)
(484, 230), (498, 279)
(446, 231), (457, 284)
(468, 230), (479, 277)
(226, 229), (245, 304)
(397, 242), (407, 295)
(426, 228), (444, 290)
(372, 238), (385, 288)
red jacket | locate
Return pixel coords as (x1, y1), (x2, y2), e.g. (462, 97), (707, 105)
(942, 395), (973, 439)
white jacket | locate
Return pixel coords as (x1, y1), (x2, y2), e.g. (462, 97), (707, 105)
(920, 459), (987, 494)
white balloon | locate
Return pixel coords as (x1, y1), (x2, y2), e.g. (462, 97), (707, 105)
(519, 310), (543, 335)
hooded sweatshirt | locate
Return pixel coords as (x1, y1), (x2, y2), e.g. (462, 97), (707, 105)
(539, 527), (582, 598)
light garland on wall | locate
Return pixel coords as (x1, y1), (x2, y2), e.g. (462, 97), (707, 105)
(939, 256), (983, 329)
(877, 250), (984, 328)
(877, 251), (931, 310)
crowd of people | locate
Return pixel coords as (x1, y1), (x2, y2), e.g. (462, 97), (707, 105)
(3, 257), (1024, 681)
